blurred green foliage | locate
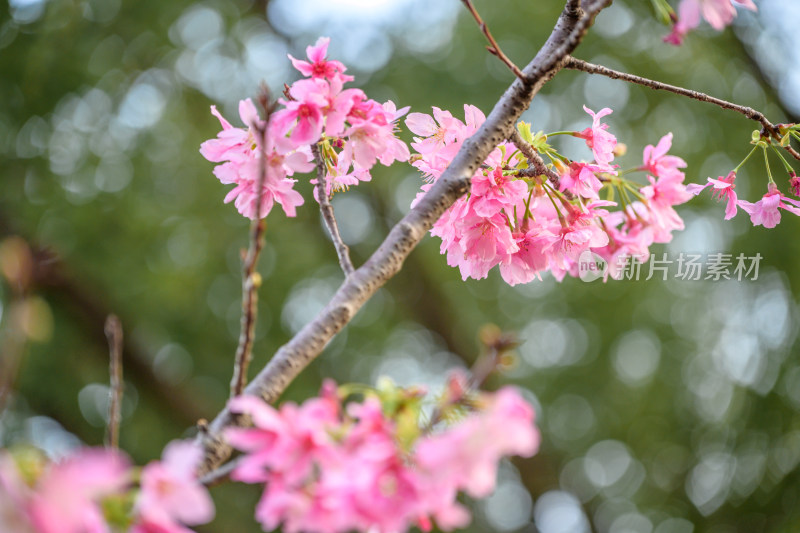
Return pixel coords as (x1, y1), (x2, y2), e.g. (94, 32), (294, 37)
(1, 0), (800, 531)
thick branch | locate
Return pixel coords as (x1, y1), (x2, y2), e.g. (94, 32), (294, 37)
(508, 129), (566, 192)
(565, 56), (800, 163)
(104, 315), (124, 449)
(311, 144), (355, 276)
(197, 0), (612, 475)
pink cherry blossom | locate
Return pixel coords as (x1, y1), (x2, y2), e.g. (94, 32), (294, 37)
(133, 440), (214, 533)
(27, 449), (130, 533)
(201, 99), (311, 220)
(1, 451), (37, 532)
(559, 161), (606, 199)
(499, 227), (554, 286)
(574, 106), (617, 168)
(415, 387), (539, 499)
(664, 0), (702, 45)
(456, 212), (519, 280)
(317, 77), (363, 138)
(547, 220), (609, 271)
(594, 207), (656, 280)
(686, 171), (739, 219)
(471, 168), (529, 217)
(226, 380), (539, 533)
(641, 133), (687, 182)
(789, 172), (800, 196)
(288, 36), (352, 83)
(666, 0), (757, 44)
(273, 78), (327, 146)
(344, 97), (410, 169)
(738, 183), (800, 228)
(406, 102), (692, 284)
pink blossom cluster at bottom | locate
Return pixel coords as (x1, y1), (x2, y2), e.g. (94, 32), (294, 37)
(225, 381), (539, 533)
(0, 441), (213, 533)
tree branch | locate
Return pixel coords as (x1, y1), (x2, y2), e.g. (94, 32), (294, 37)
(508, 129), (567, 193)
(425, 328), (517, 432)
(196, 0), (612, 475)
(565, 56), (800, 163)
(0, 236), (32, 414)
(0, 214), (209, 426)
(460, 0), (526, 80)
(199, 457), (239, 487)
(311, 144), (355, 276)
(229, 97), (271, 398)
(104, 315), (123, 449)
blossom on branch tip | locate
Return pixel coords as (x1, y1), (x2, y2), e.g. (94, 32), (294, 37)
(665, 0), (757, 45)
(224, 380), (539, 533)
(789, 172), (800, 197)
(559, 161), (606, 199)
(641, 133), (687, 182)
(202, 37), (409, 219)
(574, 106), (617, 168)
(0, 448), (131, 533)
(738, 183), (800, 228)
(407, 101), (694, 284)
(686, 171), (739, 219)
(133, 441), (214, 533)
(288, 36), (352, 84)
(273, 79), (327, 145)
(201, 99), (310, 220)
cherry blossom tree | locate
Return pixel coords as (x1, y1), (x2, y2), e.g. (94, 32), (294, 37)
(3, 0), (799, 532)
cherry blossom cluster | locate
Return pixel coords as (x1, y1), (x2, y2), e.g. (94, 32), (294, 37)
(200, 37), (409, 220)
(663, 0), (757, 45)
(688, 124), (800, 228)
(406, 105), (692, 283)
(0, 440), (213, 533)
(224, 378), (539, 533)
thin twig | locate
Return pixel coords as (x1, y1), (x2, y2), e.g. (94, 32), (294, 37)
(104, 314), (123, 449)
(311, 144), (355, 276)
(565, 56), (800, 163)
(0, 237), (31, 414)
(424, 349), (498, 432)
(460, 0), (526, 81)
(508, 129), (568, 193)
(425, 329), (517, 432)
(197, 0), (612, 475)
(0, 215), (209, 425)
(229, 91), (272, 398)
(199, 457), (240, 487)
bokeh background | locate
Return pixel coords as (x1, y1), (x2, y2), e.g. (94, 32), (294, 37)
(2, 0), (800, 531)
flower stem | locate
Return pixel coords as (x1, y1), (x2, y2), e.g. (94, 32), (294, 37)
(733, 145), (759, 173)
(770, 143), (796, 174)
(763, 145), (775, 185)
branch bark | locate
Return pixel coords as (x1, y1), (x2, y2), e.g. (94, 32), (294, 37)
(0, 215), (209, 427)
(460, 0), (526, 80)
(565, 56), (800, 162)
(229, 109), (270, 398)
(104, 315), (123, 449)
(311, 144), (355, 276)
(508, 128), (567, 192)
(196, 0), (612, 475)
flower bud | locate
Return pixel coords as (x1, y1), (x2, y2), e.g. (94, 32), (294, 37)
(789, 172), (800, 197)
